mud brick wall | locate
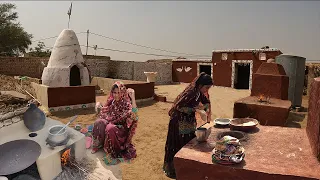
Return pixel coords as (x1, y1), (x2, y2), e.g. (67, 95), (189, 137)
(306, 77), (320, 160)
(108, 60), (172, 85)
(0, 57), (49, 78)
(108, 60), (134, 80)
(0, 56), (111, 79)
(133, 61), (172, 84)
(85, 58), (110, 78)
(0, 57), (173, 85)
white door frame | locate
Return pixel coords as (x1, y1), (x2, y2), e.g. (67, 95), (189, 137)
(197, 63), (213, 78)
(231, 60), (253, 90)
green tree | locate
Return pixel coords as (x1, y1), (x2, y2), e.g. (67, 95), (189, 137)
(0, 3), (33, 57)
(28, 41), (51, 57)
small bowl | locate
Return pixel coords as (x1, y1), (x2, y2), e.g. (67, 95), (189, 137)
(87, 125), (93, 132)
(230, 118), (259, 132)
(214, 118), (231, 126)
(74, 124), (82, 131)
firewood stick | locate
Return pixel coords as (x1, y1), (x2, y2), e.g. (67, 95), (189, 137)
(24, 90), (41, 105)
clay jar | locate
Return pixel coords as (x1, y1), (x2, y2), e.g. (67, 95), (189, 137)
(23, 103), (46, 132)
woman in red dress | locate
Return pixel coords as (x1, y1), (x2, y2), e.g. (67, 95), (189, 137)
(163, 73), (214, 178)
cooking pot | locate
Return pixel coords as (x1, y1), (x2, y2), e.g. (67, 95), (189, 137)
(47, 125), (69, 145)
(195, 127), (211, 142)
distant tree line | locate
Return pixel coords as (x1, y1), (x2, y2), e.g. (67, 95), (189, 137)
(0, 3), (50, 57)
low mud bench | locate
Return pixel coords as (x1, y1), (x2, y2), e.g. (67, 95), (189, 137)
(233, 96), (291, 126)
(174, 126), (320, 180)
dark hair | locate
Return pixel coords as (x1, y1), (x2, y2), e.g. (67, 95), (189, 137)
(111, 84), (118, 92)
(195, 73), (214, 87)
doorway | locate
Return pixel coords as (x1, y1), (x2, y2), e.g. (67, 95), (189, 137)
(70, 65), (81, 86)
(199, 65), (212, 76)
(234, 63), (250, 89)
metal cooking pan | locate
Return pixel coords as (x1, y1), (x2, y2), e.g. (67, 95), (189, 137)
(0, 139), (41, 176)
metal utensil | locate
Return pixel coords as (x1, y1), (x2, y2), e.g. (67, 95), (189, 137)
(47, 125), (70, 145)
(23, 103), (46, 132)
(214, 118), (231, 126)
(196, 123), (211, 142)
(195, 128), (207, 142)
(229, 153), (245, 163)
(55, 115), (78, 135)
(0, 140), (41, 175)
(199, 122), (208, 128)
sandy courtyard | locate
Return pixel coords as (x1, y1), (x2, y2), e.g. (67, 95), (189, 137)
(49, 84), (309, 180)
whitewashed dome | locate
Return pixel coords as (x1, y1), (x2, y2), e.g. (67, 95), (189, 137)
(47, 29), (84, 67)
(41, 29), (90, 87)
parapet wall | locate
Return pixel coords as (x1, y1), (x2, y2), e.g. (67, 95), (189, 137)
(0, 57), (172, 85)
(91, 77), (154, 100)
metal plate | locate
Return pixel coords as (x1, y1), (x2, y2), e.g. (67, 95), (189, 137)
(0, 140), (41, 175)
(214, 118), (231, 125)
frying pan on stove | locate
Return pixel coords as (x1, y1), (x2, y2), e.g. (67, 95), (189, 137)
(0, 140), (41, 176)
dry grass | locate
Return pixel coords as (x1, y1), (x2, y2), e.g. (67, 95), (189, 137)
(48, 85), (309, 180)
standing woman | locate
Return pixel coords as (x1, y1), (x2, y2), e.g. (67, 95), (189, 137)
(163, 73), (214, 178)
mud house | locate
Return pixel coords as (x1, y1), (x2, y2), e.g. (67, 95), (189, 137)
(172, 59), (212, 83)
(212, 48), (282, 89)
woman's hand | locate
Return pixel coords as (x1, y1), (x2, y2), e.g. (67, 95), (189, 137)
(127, 118), (133, 128)
(196, 109), (208, 122)
(95, 102), (103, 114)
(127, 88), (137, 108)
(127, 88), (135, 100)
(207, 114), (212, 123)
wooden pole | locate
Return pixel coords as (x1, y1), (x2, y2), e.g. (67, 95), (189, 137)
(86, 29), (89, 55)
(68, 16), (71, 29)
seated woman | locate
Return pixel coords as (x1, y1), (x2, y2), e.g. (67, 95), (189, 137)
(92, 81), (138, 165)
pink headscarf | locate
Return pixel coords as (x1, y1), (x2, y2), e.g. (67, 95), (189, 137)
(99, 81), (133, 124)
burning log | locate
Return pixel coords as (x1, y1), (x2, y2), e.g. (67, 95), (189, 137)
(54, 149), (106, 180)
(257, 94), (271, 104)
(61, 149), (71, 166)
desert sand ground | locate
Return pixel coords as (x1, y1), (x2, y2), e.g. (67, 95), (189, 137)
(49, 84), (309, 180)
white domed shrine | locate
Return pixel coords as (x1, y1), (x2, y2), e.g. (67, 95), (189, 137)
(41, 29), (90, 87)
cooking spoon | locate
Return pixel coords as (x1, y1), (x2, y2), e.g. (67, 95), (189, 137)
(55, 115), (78, 135)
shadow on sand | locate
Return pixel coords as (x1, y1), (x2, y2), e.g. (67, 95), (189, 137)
(49, 108), (96, 118)
(285, 111), (306, 128)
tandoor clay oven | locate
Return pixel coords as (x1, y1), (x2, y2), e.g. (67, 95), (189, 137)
(233, 63), (291, 126)
(174, 127), (320, 180)
(34, 29), (95, 112)
(250, 62), (289, 100)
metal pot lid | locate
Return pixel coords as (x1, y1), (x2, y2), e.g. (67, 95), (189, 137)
(0, 139), (41, 176)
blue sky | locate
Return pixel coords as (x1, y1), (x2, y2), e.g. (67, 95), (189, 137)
(8, 1), (320, 61)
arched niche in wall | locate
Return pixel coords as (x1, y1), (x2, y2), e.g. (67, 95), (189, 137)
(70, 65), (81, 86)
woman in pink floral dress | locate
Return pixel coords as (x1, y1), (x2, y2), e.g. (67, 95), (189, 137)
(91, 81), (138, 165)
